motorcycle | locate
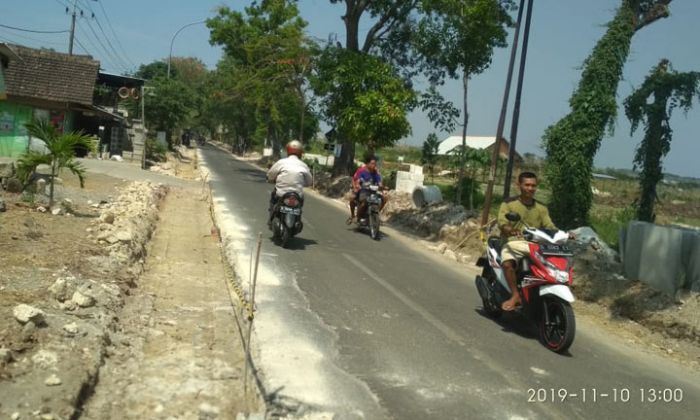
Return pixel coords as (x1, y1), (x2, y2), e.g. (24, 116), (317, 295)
(269, 192), (303, 248)
(475, 212), (576, 353)
(355, 182), (382, 240)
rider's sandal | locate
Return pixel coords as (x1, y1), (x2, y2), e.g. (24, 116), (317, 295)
(346, 217), (354, 225)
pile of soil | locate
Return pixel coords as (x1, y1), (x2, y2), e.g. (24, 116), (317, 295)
(569, 230), (700, 365)
(382, 191), (483, 260)
(0, 173), (166, 419)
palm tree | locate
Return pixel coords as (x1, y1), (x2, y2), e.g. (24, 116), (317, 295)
(17, 120), (94, 208)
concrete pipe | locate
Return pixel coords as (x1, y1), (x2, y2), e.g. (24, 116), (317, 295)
(412, 185), (443, 208)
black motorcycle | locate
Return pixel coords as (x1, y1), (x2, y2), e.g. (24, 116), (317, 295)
(356, 182), (382, 240)
(270, 192), (303, 248)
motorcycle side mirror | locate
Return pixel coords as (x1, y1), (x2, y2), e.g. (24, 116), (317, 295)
(505, 212), (521, 223)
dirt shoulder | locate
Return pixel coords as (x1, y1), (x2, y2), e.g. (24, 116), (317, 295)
(80, 185), (261, 419)
(0, 169), (166, 419)
(1, 152), (259, 418)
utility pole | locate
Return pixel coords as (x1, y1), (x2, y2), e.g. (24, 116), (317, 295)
(68, 0), (78, 55)
(503, 0), (535, 198)
(480, 0), (526, 226)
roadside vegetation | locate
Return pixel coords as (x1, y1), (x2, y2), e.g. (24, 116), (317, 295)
(128, 0), (697, 250)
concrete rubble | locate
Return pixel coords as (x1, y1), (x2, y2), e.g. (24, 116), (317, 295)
(12, 304), (46, 325)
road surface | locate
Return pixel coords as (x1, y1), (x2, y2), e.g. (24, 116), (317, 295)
(201, 145), (699, 420)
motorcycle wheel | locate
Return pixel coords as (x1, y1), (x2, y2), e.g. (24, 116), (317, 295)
(271, 218), (280, 238)
(279, 224), (291, 248)
(539, 297), (576, 353)
(369, 209), (380, 240)
(475, 275), (502, 318)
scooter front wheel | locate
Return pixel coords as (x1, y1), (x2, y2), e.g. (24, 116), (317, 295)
(475, 275), (502, 318)
(369, 210), (380, 240)
(539, 297), (576, 353)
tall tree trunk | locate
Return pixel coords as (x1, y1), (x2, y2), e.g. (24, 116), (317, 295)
(543, 0), (671, 229)
(333, 135), (355, 176)
(299, 101), (305, 144)
(270, 124), (281, 161)
(636, 109), (665, 222)
(455, 74), (469, 206)
(332, 3), (362, 176)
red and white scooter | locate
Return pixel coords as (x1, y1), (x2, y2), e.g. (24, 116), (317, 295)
(475, 212), (576, 353)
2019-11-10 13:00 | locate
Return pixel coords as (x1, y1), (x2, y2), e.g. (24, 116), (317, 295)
(527, 387), (684, 404)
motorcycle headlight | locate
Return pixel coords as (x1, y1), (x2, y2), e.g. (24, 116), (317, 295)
(553, 270), (570, 283)
(534, 250), (569, 283)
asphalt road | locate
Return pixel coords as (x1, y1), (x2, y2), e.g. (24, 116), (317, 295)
(201, 145), (699, 420)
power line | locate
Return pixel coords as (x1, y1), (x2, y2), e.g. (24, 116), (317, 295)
(88, 9), (133, 71)
(52, 0), (70, 9)
(0, 23), (69, 34)
(81, 19), (127, 72)
(76, 22), (122, 71)
(0, 28), (66, 47)
(94, 0), (136, 69)
(78, 0), (133, 72)
(73, 35), (92, 56)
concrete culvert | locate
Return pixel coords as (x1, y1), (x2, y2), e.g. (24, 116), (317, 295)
(412, 185), (443, 208)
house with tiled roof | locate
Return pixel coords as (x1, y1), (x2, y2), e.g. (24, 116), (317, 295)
(0, 43), (103, 156)
(0, 43), (144, 160)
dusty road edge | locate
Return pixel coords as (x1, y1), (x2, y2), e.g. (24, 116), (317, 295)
(196, 153), (269, 417)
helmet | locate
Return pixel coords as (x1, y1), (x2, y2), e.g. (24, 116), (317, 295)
(286, 140), (303, 158)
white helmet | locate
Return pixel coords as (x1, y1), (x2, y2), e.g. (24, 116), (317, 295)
(286, 140), (303, 157)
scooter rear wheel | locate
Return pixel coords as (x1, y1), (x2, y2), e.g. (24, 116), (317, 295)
(539, 297), (576, 353)
(279, 225), (291, 248)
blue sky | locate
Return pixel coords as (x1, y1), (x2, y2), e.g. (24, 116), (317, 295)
(2, 0), (698, 177)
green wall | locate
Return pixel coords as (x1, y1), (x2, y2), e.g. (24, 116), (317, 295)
(0, 101), (31, 157)
(0, 102), (76, 157)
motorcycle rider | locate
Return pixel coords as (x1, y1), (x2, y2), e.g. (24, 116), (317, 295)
(498, 171), (571, 311)
(353, 155), (388, 223)
(267, 140), (312, 227)
(346, 162), (366, 224)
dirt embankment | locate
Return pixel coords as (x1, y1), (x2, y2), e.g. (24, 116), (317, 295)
(0, 175), (166, 419)
(571, 235), (700, 368)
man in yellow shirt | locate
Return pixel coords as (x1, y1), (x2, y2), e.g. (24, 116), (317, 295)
(497, 171), (561, 311)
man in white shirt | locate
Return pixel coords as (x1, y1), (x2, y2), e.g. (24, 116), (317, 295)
(267, 140), (312, 226)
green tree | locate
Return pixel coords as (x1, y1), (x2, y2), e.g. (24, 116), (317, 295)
(313, 48), (415, 157)
(624, 59), (700, 222)
(322, 0), (425, 175)
(543, 0), (672, 229)
(413, 0), (512, 205)
(447, 145), (491, 209)
(144, 76), (197, 145)
(16, 120), (94, 207)
(208, 0), (315, 159)
(421, 132), (440, 182)
(134, 61), (172, 80)
(132, 58), (205, 145)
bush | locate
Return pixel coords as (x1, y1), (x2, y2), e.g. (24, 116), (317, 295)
(436, 178), (485, 210)
(146, 138), (168, 162)
(590, 206), (636, 250)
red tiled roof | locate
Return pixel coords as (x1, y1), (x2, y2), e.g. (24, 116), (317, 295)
(3, 43), (99, 106)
